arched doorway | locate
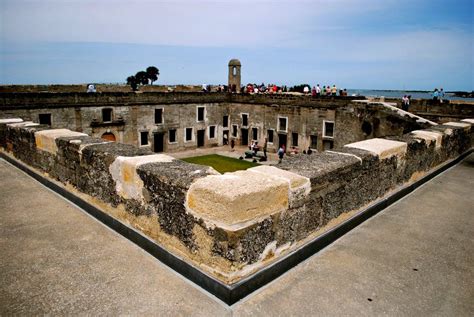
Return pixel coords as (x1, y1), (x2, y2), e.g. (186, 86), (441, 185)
(101, 132), (116, 142)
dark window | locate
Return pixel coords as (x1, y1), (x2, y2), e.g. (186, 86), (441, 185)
(185, 128), (193, 141)
(292, 132), (298, 147)
(310, 135), (318, 149)
(267, 130), (274, 143)
(232, 125), (238, 137)
(324, 121), (334, 137)
(242, 114), (248, 126)
(155, 108), (163, 124)
(102, 108), (112, 122)
(278, 117), (287, 131)
(38, 113), (51, 126)
(169, 129), (177, 143)
(197, 107), (205, 122)
(140, 131), (148, 146)
(209, 126), (216, 139)
(223, 115), (229, 128)
(252, 128), (258, 140)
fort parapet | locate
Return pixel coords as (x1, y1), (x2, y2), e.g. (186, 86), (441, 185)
(1, 116), (472, 284)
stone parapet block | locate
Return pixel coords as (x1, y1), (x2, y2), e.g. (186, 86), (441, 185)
(247, 165), (310, 208)
(186, 170), (289, 230)
(444, 121), (471, 131)
(0, 118), (23, 124)
(344, 138), (407, 160)
(35, 129), (87, 154)
(409, 130), (443, 149)
(7, 121), (40, 128)
(461, 119), (474, 125)
(109, 154), (175, 201)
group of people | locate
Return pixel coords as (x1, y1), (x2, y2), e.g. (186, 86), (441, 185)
(432, 88), (445, 103)
(308, 84), (348, 97)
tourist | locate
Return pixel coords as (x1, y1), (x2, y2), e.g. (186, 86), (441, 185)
(439, 88), (445, 103)
(307, 147), (312, 155)
(316, 84), (321, 96)
(311, 86), (317, 97)
(303, 86), (310, 94)
(326, 85), (331, 96)
(322, 86), (326, 96)
(432, 88), (439, 102)
(402, 95), (408, 111)
(277, 145), (285, 163)
(230, 139), (235, 151)
(407, 95), (411, 111)
(343, 88), (348, 96)
(263, 138), (268, 158)
(331, 85), (337, 96)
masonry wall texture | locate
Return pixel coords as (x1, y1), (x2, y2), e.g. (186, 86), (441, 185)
(1, 115), (472, 284)
(1, 92), (437, 154)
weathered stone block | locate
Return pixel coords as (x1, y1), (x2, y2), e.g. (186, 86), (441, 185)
(187, 170), (289, 230)
(109, 154), (175, 201)
(344, 138), (407, 160)
(35, 129), (87, 154)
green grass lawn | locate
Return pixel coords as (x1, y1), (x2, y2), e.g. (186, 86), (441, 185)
(182, 154), (259, 173)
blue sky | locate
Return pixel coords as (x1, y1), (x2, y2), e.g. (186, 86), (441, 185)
(1, 0), (473, 90)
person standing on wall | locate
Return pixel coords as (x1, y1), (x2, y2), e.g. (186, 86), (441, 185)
(263, 138), (268, 159)
(432, 88), (439, 102)
(316, 84), (321, 96)
(439, 88), (445, 103)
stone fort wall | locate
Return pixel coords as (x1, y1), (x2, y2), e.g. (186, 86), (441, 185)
(1, 92), (432, 153)
(1, 117), (472, 284)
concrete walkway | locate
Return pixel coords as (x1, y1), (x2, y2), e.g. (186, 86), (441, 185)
(1, 154), (473, 315)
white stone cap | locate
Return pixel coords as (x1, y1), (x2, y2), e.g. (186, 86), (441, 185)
(186, 170), (289, 230)
(461, 119), (474, 124)
(444, 122), (471, 130)
(344, 138), (407, 160)
(0, 118), (23, 124)
(35, 129), (87, 154)
(109, 154), (175, 201)
(410, 130), (443, 149)
(7, 121), (39, 128)
(247, 165), (310, 208)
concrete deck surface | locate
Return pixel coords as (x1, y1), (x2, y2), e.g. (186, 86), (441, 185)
(1, 154), (473, 315)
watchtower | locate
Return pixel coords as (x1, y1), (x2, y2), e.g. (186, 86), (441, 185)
(228, 59), (241, 93)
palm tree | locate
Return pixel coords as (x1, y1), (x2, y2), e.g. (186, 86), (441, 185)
(126, 75), (138, 91)
(135, 71), (148, 85)
(146, 66), (160, 85)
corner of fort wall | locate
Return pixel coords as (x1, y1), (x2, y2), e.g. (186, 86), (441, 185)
(0, 117), (472, 284)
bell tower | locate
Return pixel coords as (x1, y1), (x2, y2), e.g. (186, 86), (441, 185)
(228, 59), (241, 93)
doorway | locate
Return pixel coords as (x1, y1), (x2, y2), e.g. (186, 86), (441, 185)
(197, 129), (205, 147)
(278, 133), (287, 148)
(223, 130), (229, 145)
(153, 132), (164, 152)
(101, 132), (116, 142)
(241, 128), (248, 146)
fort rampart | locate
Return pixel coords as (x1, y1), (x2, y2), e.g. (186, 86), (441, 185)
(1, 116), (472, 284)
(1, 92), (435, 152)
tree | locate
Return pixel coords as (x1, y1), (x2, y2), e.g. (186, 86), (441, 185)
(146, 66), (159, 85)
(126, 75), (138, 91)
(135, 71), (148, 85)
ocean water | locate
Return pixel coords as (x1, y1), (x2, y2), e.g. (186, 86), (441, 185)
(346, 89), (474, 102)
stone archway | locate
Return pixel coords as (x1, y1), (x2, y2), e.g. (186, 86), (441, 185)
(101, 132), (116, 142)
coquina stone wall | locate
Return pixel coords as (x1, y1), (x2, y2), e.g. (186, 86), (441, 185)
(0, 117), (472, 284)
(1, 92), (432, 153)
